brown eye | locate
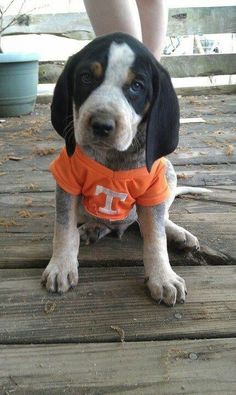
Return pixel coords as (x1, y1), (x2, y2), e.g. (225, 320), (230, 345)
(129, 80), (144, 94)
(80, 72), (92, 85)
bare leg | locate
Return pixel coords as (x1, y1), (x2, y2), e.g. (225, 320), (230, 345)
(84, 0), (168, 61)
(136, 0), (168, 60)
(83, 0), (142, 40)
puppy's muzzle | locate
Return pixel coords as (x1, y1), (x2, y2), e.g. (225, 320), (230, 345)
(90, 114), (116, 138)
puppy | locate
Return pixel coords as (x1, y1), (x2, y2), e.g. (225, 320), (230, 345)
(42, 32), (205, 306)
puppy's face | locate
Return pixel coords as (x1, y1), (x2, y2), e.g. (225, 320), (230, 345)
(51, 33), (179, 170)
(73, 41), (152, 152)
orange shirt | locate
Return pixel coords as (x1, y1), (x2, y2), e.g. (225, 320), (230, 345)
(50, 146), (169, 221)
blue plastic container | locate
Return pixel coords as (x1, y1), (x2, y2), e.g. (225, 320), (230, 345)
(0, 52), (39, 117)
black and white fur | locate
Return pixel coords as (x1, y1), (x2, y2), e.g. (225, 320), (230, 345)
(42, 33), (209, 306)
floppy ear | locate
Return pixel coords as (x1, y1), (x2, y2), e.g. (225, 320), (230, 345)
(51, 57), (76, 156)
(146, 64), (179, 171)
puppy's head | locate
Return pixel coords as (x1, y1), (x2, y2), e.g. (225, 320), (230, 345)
(51, 32), (179, 171)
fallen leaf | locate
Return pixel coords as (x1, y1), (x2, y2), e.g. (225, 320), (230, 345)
(44, 301), (57, 314)
(33, 147), (55, 156)
(17, 210), (32, 218)
(8, 156), (23, 161)
(111, 325), (125, 342)
(177, 173), (192, 180)
(225, 144), (234, 156)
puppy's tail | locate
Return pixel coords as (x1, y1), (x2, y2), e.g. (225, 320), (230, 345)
(175, 186), (212, 197)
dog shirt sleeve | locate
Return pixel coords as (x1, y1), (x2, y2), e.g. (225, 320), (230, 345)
(49, 147), (82, 195)
(136, 158), (170, 206)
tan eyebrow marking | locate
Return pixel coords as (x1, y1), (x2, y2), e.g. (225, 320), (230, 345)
(125, 69), (136, 85)
(91, 62), (103, 78)
(143, 101), (150, 115)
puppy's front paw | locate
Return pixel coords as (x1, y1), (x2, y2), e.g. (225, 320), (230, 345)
(146, 270), (187, 307)
(41, 257), (79, 293)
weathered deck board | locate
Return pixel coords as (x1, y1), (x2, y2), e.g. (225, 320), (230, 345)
(40, 53), (236, 79)
(1, 188), (235, 222)
(0, 194), (235, 267)
(1, 165), (236, 193)
(0, 266), (235, 344)
(1, 111), (235, 165)
(0, 96), (235, 174)
(1, 338), (235, 395)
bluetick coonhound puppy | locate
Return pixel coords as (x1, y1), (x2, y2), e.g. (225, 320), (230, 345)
(42, 33), (208, 306)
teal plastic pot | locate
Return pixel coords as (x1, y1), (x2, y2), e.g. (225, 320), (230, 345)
(0, 52), (39, 117)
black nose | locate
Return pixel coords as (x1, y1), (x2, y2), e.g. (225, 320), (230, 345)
(91, 118), (115, 137)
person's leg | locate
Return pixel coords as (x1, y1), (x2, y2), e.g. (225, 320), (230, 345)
(83, 0), (142, 40)
(136, 0), (168, 60)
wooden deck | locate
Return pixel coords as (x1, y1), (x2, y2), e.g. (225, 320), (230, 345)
(0, 94), (235, 394)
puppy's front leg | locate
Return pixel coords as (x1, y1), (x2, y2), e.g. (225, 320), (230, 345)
(42, 185), (79, 293)
(137, 203), (187, 306)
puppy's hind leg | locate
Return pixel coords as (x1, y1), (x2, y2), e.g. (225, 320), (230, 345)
(164, 159), (200, 251)
(165, 219), (200, 251)
(78, 222), (112, 245)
